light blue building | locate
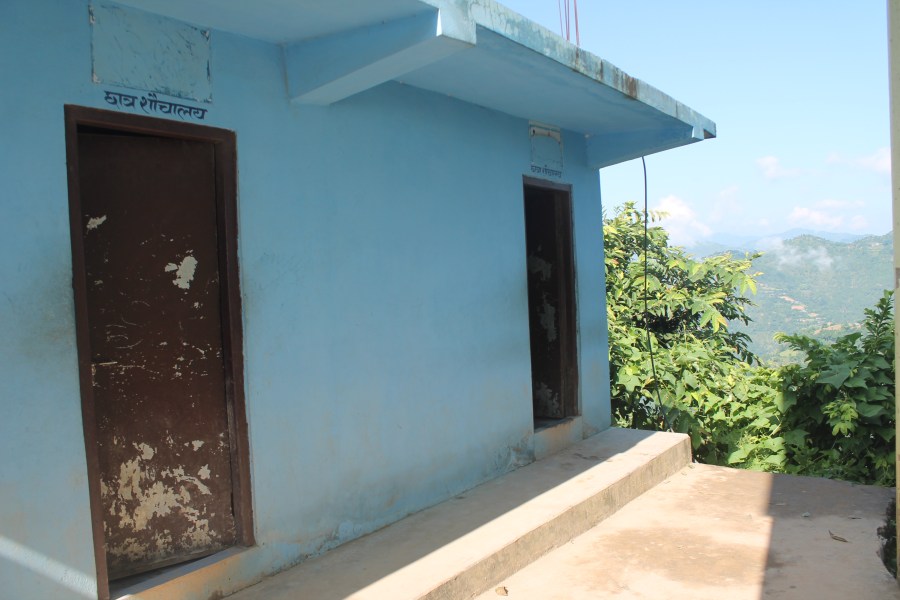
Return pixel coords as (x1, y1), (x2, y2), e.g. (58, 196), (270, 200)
(0, 1), (715, 598)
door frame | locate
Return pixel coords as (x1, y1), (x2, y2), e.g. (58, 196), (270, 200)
(64, 105), (253, 599)
(522, 176), (580, 421)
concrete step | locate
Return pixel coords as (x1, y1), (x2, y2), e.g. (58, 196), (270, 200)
(228, 427), (691, 600)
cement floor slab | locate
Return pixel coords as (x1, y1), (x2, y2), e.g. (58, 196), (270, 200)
(479, 464), (898, 600)
(227, 428), (690, 600)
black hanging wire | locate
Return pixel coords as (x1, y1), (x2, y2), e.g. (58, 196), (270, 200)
(641, 156), (673, 432)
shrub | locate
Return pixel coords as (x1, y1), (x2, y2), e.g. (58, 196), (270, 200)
(776, 291), (895, 486)
(605, 204), (895, 487)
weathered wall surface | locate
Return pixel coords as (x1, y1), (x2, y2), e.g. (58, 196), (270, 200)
(0, 0), (610, 597)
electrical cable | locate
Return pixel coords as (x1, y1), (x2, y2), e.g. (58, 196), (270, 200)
(641, 156), (673, 432)
(557, 0), (564, 39)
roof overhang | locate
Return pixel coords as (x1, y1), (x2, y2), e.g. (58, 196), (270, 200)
(111, 0), (716, 168)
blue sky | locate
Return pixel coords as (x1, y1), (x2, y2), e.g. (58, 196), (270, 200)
(501, 0), (892, 245)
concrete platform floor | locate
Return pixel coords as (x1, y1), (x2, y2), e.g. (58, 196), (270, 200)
(479, 463), (898, 600)
(227, 428), (691, 600)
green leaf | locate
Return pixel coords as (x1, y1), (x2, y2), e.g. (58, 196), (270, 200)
(765, 453), (786, 467)
(855, 402), (886, 419)
(689, 429), (703, 450)
(775, 390), (796, 413)
(763, 437), (785, 451)
(842, 375), (868, 389)
(867, 356), (891, 370)
(816, 365), (851, 388)
(875, 427), (896, 443)
(683, 371), (699, 389)
(783, 429), (808, 447)
(727, 447), (750, 464)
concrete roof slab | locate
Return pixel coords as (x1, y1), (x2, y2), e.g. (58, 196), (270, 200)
(112, 0), (429, 43)
(112, 0), (716, 165)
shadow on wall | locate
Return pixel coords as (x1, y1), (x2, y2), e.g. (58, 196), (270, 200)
(0, 537), (96, 599)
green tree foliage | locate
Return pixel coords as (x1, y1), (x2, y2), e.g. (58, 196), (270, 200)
(604, 204), (895, 486)
(775, 291), (896, 486)
(605, 203), (767, 463)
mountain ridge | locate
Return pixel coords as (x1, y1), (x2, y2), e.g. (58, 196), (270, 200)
(690, 232), (893, 364)
(685, 229), (882, 258)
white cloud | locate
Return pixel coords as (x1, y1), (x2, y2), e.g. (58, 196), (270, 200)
(710, 185), (742, 223)
(787, 206), (844, 230)
(856, 147), (891, 174)
(755, 236), (784, 251)
(849, 215), (869, 230)
(780, 246), (834, 271)
(719, 185), (740, 198)
(756, 156), (801, 180)
(825, 147), (890, 175)
(816, 198), (865, 209)
(766, 237), (833, 271)
(787, 202), (869, 233)
(650, 195), (712, 246)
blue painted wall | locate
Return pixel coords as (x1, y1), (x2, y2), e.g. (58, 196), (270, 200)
(0, 1), (610, 597)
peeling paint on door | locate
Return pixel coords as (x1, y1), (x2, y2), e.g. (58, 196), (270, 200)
(534, 382), (560, 416)
(86, 214), (107, 231)
(539, 299), (557, 342)
(527, 254), (552, 281)
(165, 255), (198, 290)
(100, 446), (220, 564)
(77, 130), (237, 579)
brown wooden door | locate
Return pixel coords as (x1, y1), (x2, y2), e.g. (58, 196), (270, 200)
(76, 130), (236, 579)
(523, 181), (578, 422)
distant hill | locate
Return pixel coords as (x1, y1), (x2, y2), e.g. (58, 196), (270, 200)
(689, 233), (893, 364)
(686, 229), (869, 258)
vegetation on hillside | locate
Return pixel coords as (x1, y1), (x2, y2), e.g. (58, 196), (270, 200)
(722, 233), (892, 364)
(605, 204), (896, 486)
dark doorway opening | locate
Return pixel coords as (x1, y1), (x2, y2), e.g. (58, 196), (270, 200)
(65, 106), (252, 600)
(523, 178), (578, 427)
